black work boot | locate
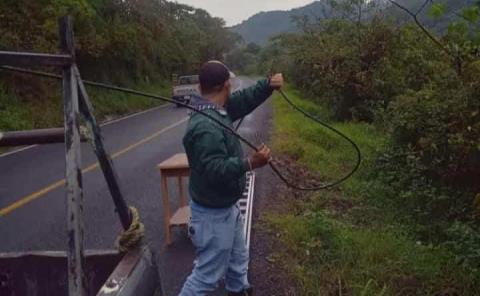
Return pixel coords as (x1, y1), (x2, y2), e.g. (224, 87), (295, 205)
(227, 287), (253, 296)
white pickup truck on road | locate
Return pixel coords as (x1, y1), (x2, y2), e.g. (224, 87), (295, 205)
(172, 75), (200, 107)
(172, 72), (237, 107)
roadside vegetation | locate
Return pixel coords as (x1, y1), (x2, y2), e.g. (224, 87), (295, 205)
(0, 81), (167, 131)
(244, 0), (480, 294)
(0, 0), (239, 131)
(269, 88), (478, 295)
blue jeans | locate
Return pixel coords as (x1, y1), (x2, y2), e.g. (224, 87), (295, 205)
(178, 201), (250, 295)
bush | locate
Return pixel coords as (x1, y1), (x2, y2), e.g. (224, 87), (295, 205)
(261, 2), (480, 289)
(373, 82), (480, 269)
(386, 85), (480, 191)
(269, 87), (480, 295)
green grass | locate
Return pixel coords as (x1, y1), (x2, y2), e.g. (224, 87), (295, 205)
(272, 87), (383, 196)
(267, 86), (479, 295)
(86, 81), (167, 122)
(0, 87), (37, 131)
(0, 80), (169, 132)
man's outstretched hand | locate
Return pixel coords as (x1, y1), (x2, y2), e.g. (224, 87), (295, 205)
(269, 73), (284, 90)
(248, 144), (271, 170)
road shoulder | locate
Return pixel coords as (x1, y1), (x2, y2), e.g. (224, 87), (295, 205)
(249, 166), (301, 296)
(248, 98), (300, 295)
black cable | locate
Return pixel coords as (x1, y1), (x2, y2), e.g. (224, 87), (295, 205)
(0, 65), (361, 191)
(275, 89), (362, 190)
(234, 117), (245, 131)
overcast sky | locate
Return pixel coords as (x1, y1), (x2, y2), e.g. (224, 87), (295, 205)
(175, 0), (315, 26)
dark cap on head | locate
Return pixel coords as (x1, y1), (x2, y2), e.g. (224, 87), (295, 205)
(199, 61), (231, 94)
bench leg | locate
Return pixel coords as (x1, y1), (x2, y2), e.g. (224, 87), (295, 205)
(161, 175), (172, 245)
(178, 176), (187, 208)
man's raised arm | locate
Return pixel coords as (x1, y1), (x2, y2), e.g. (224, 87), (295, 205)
(226, 74), (283, 122)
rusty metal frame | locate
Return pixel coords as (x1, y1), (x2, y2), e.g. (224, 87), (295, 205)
(0, 51), (72, 67)
(0, 128), (87, 146)
(0, 16), (134, 295)
(75, 66), (132, 229)
(59, 16), (87, 296)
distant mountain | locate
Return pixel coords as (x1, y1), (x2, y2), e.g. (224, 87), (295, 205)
(230, 0), (477, 46)
(230, 1), (332, 45)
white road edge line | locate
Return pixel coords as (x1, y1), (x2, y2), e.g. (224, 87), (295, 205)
(0, 103), (170, 158)
(101, 104), (168, 126)
(0, 145), (38, 158)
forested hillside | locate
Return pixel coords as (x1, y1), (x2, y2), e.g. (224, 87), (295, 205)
(231, 0), (477, 45)
(244, 0), (480, 294)
(230, 1), (333, 45)
(0, 0), (239, 131)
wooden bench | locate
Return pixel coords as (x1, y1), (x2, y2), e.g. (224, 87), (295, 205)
(157, 153), (191, 245)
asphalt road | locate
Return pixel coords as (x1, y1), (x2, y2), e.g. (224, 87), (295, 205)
(0, 76), (274, 296)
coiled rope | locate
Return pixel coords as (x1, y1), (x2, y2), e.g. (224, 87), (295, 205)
(0, 66), (361, 191)
(115, 206), (144, 252)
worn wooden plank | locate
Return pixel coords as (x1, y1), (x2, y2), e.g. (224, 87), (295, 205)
(75, 65), (132, 230)
(0, 51), (72, 67)
(60, 15), (86, 296)
(169, 206), (190, 226)
(157, 153), (189, 170)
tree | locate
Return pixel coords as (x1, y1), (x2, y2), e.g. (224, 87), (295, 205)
(0, 0), (238, 81)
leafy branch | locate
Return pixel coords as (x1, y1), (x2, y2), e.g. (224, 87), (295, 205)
(388, 0), (451, 56)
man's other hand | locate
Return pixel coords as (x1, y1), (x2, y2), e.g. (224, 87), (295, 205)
(249, 144), (271, 170)
(269, 73), (284, 90)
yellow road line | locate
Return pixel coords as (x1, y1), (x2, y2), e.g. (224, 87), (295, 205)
(0, 117), (188, 217)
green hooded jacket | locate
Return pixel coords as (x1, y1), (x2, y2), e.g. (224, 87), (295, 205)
(182, 78), (273, 208)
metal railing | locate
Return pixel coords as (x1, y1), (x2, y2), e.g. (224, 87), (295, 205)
(0, 16), (134, 296)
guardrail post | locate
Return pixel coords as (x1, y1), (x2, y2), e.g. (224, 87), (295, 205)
(60, 15), (87, 296)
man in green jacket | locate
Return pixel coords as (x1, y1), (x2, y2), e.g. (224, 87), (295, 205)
(179, 61), (283, 296)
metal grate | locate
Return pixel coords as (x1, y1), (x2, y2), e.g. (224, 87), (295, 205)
(236, 172), (256, 249)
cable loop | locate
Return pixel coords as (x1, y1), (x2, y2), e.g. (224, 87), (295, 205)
(0, 66), (361, 191)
